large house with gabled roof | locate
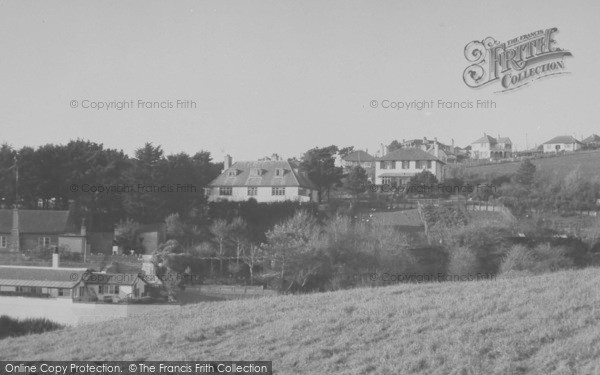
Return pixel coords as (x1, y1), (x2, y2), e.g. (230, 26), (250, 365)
(375, 147), (445, 186)
(205, 155), (318, 203)
(470, 133), (512, 159)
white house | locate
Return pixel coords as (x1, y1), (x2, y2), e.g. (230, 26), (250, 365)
(205, 155), (318, 203)
(375, 147), (445, 186)
(470, 134), (513, 159)
(542, 135), (582, 153)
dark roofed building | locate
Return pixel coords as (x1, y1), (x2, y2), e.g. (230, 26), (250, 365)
(542, 135), (582, 153)
(0, 209), (87, 253)
(206, 155), (318, 203)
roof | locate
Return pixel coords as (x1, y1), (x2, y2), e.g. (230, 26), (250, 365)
(343, 150), (375, 162)
(582, 134), (600, 143)
(0, 209), (75, 234)
(84, 272), (146, 286)
(0, 265), (87, 288)
(208, 160), (317, 189)
(378, 148), (444, 163)
(543, 135), (582, 145)
(497, 137), (512, 144)
(472, 135), (497, 144)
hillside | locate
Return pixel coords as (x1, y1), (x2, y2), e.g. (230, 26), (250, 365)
(2, 269), (600, 374)
(452, 150), (600, 177)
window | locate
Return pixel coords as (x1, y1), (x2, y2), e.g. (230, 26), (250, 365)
(380, 161), (395, 170)
(0, 236), (7, 248)
(227, 169), (237, 177)
(415, 161), (422, 169)
(38, 237), (51, 247)
(427, 161), (432, 169)
(98, 285), (104, 294)
(219, 187), (232, 196)
(248, 187), (257, 196)
(250, 168), (262, 176)
(382, 177), (392, 185)
(58, 288), (63, 297)
(275, 168), (284, 176)
(272, 187), (285, 196)
(402, 161), (409, 169)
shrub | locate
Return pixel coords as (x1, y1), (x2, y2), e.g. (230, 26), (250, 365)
(500, 245), (535, 274)
(500, 243), (573, 275)
(0, 315), (64, 340)
(447, 246), (480, 280)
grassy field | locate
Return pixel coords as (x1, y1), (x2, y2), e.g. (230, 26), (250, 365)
(2, 268), (600, 374)
(452, 150), (600, 178)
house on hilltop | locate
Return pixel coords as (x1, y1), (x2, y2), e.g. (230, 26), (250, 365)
(542, 135), (582, 153)
(375, 147), (445, 186)
(205, 155), (318, 203)
(470, 134), (513, 160)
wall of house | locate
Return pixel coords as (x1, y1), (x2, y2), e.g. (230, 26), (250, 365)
(207, 186), (315, 203)
(543, 143), (581, 153)
(58, 236), (85, 253)
(375, 160), (444, 185)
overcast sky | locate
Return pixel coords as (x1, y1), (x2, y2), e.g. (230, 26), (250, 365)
(1, 0), (598, 162)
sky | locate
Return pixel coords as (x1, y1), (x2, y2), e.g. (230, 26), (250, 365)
(1, 0), (599, 163)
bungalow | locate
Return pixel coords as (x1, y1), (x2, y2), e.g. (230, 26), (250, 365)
(205, 155), (318, 203)
(375, 147), (445, 186)
(0, 254), (150, 302)
(542, 135), (582, 153)
(0, 264), (87, 299)
(470, 134), (513, 159)
(582, 134), (600, 149)
(0, 208), (87, 253)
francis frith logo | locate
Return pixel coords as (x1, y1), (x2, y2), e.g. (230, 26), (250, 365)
(463, 27), (572, 93)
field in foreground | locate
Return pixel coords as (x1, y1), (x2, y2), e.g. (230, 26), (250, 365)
(452, 150), (600, 177)
(2, 269), (600, 374)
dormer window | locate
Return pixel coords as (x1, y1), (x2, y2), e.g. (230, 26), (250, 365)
(227, 169), (238, 177)
(274, 168), (284, 176)
(250, 168), (263, 176)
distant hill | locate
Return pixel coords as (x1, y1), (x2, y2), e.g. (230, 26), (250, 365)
(452, 150), (600, 178)
(2, 268), (600, 374)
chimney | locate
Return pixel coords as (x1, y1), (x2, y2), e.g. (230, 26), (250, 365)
(9, 206), (20, 252)
(434, 141), (440, 158)
(223, 154), (232, 172)
(52, 249), (60, 268)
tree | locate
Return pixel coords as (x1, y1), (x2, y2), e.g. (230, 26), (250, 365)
(408, 170), (439, 197)
(241, 244), (265, 285)
(114, 218), (144, 254)
(300, 146), (343, 202)
(228, 217), (249, 265)
(337, 146), (355, 159)
(265, 211), (322, 291)
(344, 165), (368, 199)
(515, 159), (536, 186)
(209, 219), (231, 273)
(387, 140), (403, 152)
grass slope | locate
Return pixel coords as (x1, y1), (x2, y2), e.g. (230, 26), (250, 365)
(453, 150), (600, 177)
(2, 269), (600, 374)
